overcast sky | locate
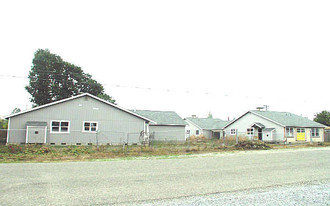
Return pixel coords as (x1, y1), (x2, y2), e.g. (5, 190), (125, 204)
(0, 0), (329, 120)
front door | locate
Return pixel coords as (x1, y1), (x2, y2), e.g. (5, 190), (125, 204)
(258, 128), (263, 140)
(297, 128), (306, 141)
(27, 126), (46, 143)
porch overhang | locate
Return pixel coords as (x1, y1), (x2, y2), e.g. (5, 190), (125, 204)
(250, 122), (265, 129)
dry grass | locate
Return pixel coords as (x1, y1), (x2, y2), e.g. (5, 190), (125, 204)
(0, 141), (329, 163)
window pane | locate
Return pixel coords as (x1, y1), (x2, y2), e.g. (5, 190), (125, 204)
(84, 122), (90, 127)
(61, 127), (68, 132)
(52, 121), (60, 126)
(61, 122), (69, 127)
(52, 126), (59, 132)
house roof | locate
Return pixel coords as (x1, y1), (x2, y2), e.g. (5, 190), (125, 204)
(132, 110), (187, 126)
(4, 93), (155, 123)
(185, 117), (228, 130)
(225, 110), (326, 128)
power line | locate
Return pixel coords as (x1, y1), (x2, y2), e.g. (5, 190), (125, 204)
(0, 74), (225, 96)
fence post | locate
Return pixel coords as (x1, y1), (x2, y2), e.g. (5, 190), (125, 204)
(96, 130), (99, 151)
(222, 133), (225, 147)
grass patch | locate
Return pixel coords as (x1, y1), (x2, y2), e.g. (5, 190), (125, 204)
(0, 141), (329, 163)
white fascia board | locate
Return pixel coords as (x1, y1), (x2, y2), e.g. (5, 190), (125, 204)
(184, 119), (203, 130)
(223, 111), (250, 129)
(3, 93), (88, 119)
(224, 111), (286, 129)
(86, 94), (156, 123)
(4, 93), (156, 124)
(249, 111), (286, 127)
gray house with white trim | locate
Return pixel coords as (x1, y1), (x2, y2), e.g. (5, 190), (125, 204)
(5, 93), (154, 145)
(132, 110), (187, 141)
(184, 116), (228, 139)
(224, 110), (326, 143)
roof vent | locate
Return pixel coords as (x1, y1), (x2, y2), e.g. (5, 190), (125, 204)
(192, 115), (197, 118)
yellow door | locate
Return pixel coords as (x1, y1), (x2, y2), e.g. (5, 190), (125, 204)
(297, 128), (305, 141)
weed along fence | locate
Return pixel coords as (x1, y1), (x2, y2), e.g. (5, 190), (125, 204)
(0, 129), (7, 145)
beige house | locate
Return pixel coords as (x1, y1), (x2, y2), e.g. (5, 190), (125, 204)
(224, 110), (326, 143)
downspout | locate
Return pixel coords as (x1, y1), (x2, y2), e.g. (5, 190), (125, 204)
(6, 118), (10, 144)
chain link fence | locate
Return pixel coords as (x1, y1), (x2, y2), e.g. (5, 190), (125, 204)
(5, 128), (321, 148)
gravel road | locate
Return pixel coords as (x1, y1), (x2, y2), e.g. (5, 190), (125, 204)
(132, 181), (330, 206)
(0, 147), (329, 206)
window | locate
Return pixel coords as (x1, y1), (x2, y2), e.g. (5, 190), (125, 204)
(311, 128), (319, 137)
(230, 129), (236, 135)
(83, 121), (98, 132)
(186, 130), (190, 134)
(297, 128), (305, 133)
(247, 128), (254, 136)
(286, 127), (294, 137)
(196, 130), (200, 135)
(51, 121), (70, 133)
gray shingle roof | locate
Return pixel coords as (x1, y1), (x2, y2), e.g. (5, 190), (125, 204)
(132, 110), (187, 125)
(185, 117), (228, 130)
(251, 110), (326, 128)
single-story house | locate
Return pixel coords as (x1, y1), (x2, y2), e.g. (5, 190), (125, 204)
(132, 110), (187, 141)
(224, 110), (326, 143)
(5, 93), (154, 145)
(184, 116), (228, 139)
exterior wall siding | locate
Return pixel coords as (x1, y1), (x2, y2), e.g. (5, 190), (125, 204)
(150, 125), (186, 141)
(202, 129), (212, 138)
(184, 120), (201, 137)
(225, 112), (285, 142)
(8, 96), (146, 145)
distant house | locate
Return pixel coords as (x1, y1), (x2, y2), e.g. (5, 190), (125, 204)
(184, 116), (228, 139)
(5, 93), (154, 145)
(224, 110), (326, 143)
(132, 110), (187, 141)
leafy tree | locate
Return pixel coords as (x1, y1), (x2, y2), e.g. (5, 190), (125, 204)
(25, 49), (115, 106)
(11, 108), (21, 114)
(207, 112), (213, 118)
(314, 110), (330, 126)
(0, 119), (8, 129)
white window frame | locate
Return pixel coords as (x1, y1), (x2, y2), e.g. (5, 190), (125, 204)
(247, 128), (254, 136)
(50, 120), (70, 133)
(311, 128), (319, 137)
(230, 129), (236, 135)
(297, 128), (305, 133)
(286, 127), (294, 137)
(82, 121), (98, 133)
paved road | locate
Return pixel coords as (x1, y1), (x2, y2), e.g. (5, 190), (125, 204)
(0, 147), (329, 206)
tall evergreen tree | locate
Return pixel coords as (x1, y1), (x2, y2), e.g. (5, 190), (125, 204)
(25, 49), (115, 106)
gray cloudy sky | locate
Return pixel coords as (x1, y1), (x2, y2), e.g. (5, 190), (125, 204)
(0, 0), (329, 120)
